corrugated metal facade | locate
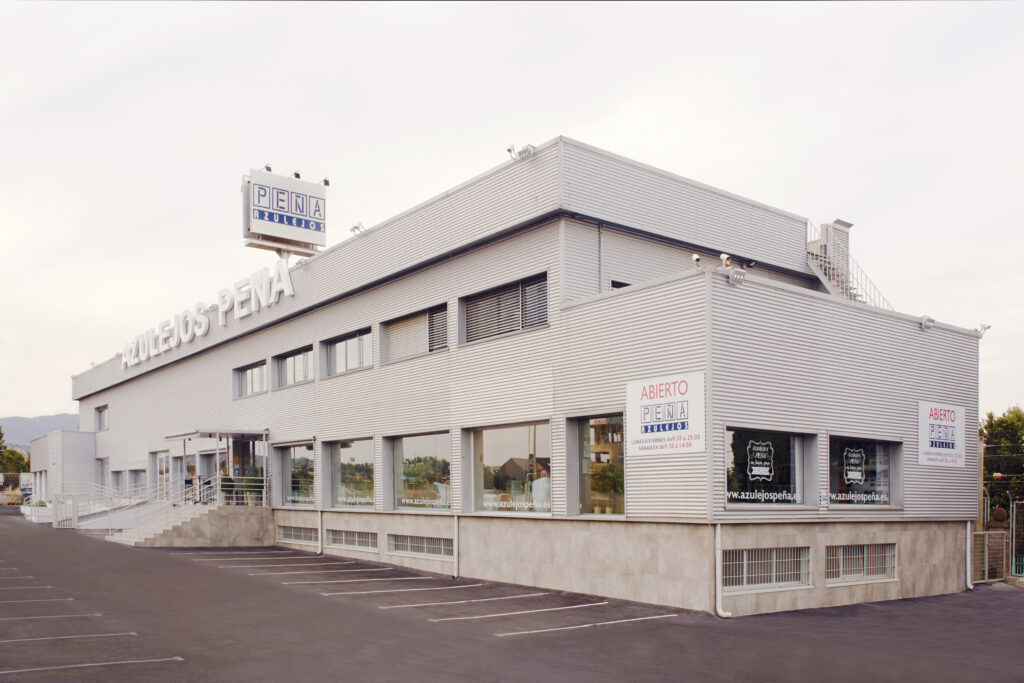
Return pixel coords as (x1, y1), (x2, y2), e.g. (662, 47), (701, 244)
(708, 274), (978, 521)
(64, 138), (980, 614)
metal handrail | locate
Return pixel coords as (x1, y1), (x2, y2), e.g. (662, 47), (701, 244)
(807, 222), (893, 311)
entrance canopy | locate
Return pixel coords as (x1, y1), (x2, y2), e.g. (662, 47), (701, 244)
(164, 429), (267, 441)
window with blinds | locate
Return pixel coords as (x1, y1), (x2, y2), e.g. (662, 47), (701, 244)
(464, 274), (547, 343)
(384, 305), (447, 363)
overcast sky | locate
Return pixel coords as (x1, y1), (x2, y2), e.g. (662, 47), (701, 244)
(1, 2), (1021, 421)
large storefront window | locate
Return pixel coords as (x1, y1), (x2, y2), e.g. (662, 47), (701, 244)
(327, 439), (374, 508)
(282, 445), (314, 506)
(726, 428), (803, 504)
(472, 422), (551, 513)
(579, 416), (624, 515)
(828, 436), (893, 505)
(393, 433), (450, 510)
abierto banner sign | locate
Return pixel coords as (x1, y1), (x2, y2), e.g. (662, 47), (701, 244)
(918, 400), (966, 467)
(626, 372), (706, 456)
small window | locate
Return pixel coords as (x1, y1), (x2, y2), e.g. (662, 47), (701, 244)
(826, 544), (896, 583)
(273, 346), (313, 388)
(325, 329), (372, 376)
(95, 406), (109, 431)
(723, 547), (810, 591)
(610, 280), (631, 289)
(384, 306), (447, 363)
(828, 436), (895, 505)
(464, 274), (547, 343)
(234, 361), (267, 398)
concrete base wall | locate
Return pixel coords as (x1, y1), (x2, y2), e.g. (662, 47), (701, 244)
(457, 517), (714, 612)
(143, 506), (274, 548)
(272, 511), (968, 617)
(721, 521), (966, 616)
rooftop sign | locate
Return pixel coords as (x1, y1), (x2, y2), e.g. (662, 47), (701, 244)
(243, 169), (327, 248)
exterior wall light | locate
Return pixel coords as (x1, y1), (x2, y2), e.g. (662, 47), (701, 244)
(920, 316), (935, 331)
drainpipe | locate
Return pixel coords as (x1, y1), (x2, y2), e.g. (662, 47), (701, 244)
(715, 524), (732, 618)
(318, 509), (325, 556)
(965, 520), (974, 590)
(453, 514), (460, 579)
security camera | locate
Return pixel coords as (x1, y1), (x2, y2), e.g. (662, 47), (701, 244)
(719, 253), (732, 268)
(692, 254), (702, 269)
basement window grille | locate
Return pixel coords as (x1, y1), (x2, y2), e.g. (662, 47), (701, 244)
(277, 525), (318, 544)
(387, 534), (454, 557)
(722, 547), (810, 591)
(326, 529), (378, 550)
(826, 544), (896, 582)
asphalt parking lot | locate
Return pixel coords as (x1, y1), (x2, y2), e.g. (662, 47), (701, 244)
(2, 512), (1023, 682)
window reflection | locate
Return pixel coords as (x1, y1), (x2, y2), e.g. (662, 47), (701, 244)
(473, 423), (551, 513)
(328, 439), (374, 507)
(393, 433), (450, 510)
(579, 416), (624, 514)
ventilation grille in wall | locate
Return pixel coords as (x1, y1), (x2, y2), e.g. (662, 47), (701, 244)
(387, 534), (453, 557)
(277, 525), (318, 543)
(326, 529), (378, 550)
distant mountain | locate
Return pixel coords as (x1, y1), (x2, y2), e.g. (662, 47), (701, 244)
(1, 413), (79, 448)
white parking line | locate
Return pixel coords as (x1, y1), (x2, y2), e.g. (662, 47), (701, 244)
(176, 550), (293, 556)
(0, 598), (73, 605)
(0, 632), (137, 644)
(429, 601), (608, 622)
(0, 613), (102, 621)
(223, 561), (355, 569)
(0, 567), (18, 570)
(285, 576), (431, 586)
(494, 613), (678, 637)
(0, 656), (184, 675)
(251, 567), (391, 577)
(0, 576), (32, 580)
(0, 585), (51, 591)
(381, 592), (547, 610)
(322, 583), (486, 596)
(194, 554), (302, 562)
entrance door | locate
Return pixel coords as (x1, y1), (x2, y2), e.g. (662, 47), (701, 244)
(231, 439), (253, 478)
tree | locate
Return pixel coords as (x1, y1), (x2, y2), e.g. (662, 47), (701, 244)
(981, 406), (1024, 510)
(0, 448), (29, 474)
(0, 425), (5, 452)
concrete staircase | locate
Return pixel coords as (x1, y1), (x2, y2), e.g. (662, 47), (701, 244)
(106, 505), (274, 548)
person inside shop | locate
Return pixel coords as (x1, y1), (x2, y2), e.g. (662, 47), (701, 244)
(532, 467), (551, 512)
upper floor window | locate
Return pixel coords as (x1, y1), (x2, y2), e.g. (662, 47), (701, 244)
(383, 305), (447, 363)
(273, 346), (313, 388)
(95, 406), (109, 431)
(325, 329), (372, 376)
(464, 274), (547, 343)
(235, 361), (267, 398)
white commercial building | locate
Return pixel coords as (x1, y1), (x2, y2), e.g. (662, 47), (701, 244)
(43, 137), (979, 616)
